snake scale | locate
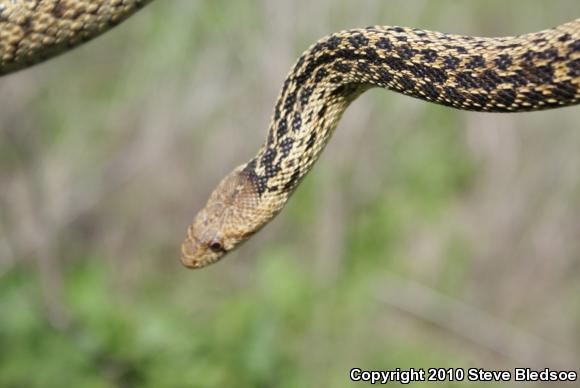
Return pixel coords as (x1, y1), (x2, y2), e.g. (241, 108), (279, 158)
(1, 2), (578, 269)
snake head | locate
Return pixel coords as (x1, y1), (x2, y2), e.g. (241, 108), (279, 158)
(180, 202), (232, 269)
(180, 165), (270, 269)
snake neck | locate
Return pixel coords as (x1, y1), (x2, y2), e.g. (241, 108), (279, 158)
(247, 19), (580, 208)
(245, 82), (368, 212)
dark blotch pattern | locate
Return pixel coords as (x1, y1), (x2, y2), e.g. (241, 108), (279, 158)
(551, 81), (576, 102)
(467, 55), (486, 69)
(279, 137), (294, 158)
(469, 93), (489, 107)
(568, 58), (580, 77)
(495, 88), (516, 107)
(261, 148), (277, 176)
(494, 54), (513, 70)
(357, 61), (370, 73)
(444, 86), (465, 105)
(326, 36), (342, 50)
(329, 75), (343, 83)
(244, 159), (268, 195)
(276, 118), (288, 138)
(376, 37), (393, 51)
(333, 61), (351, 73)
(283, 91), (296, 112)
(456, 71), (480, 88)
(422, 83), (440, 100)
(383, 56), (406, 71)
(306, 131), (317, 150)
(314, 68), (327, 82)
(421, 49), (438, 62)
(292, 112), (302, 132)
(397, 46), (417, 60)
(534, 65), (555, 84)
(443, 56), (461, 70)
(300, 86), (314, 106)
(378, 68), (394, 84)
(348, 34), (369, 49)
(481, 69), (502, 91)
(398, 75), (415, 91)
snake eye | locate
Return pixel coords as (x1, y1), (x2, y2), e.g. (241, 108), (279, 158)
(209, 240), (224, 253)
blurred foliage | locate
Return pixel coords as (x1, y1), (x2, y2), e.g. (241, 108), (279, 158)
(1, 1), (579, 387)
(1, 256), (479, 387)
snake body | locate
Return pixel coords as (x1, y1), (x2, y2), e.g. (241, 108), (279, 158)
(0, 0), (152, 75)
(1, 2), (578, 269)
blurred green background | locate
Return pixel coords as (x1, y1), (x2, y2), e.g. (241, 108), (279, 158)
(1, 1), (579, 387)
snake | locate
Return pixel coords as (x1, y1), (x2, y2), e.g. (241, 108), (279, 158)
(1, 2), (579, 269)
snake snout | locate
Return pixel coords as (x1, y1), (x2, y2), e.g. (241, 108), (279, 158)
(180, 239), (202, 268)
(180, 233), (225, 269)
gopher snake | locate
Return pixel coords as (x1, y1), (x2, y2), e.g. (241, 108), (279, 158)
(1, 2), (578, 269)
